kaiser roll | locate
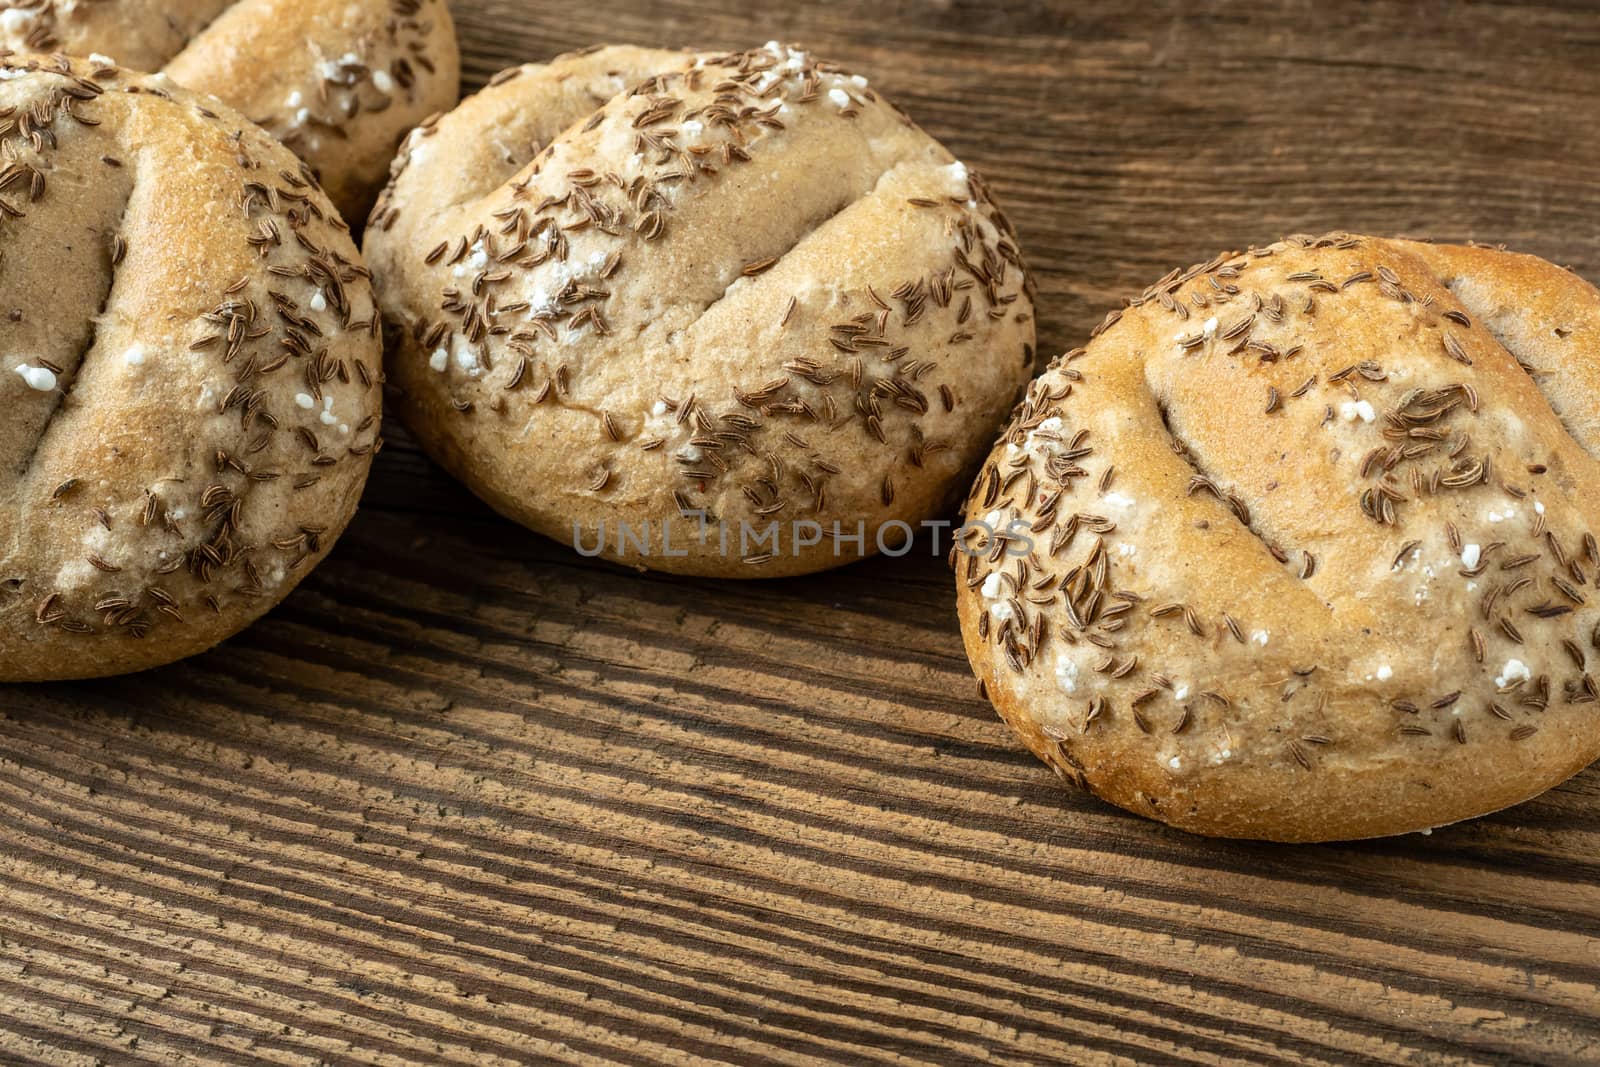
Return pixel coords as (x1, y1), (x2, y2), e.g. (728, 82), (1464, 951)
(957, 232), (1600, 841)
(363, 43), (1035, 577)
(0, 0), (460, 221)
(0, 55), (383, 681)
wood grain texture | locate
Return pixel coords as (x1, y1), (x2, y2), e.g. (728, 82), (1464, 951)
(5, 1), (1600, 1063)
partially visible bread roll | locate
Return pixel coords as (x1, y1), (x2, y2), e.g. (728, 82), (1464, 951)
(0, 0), (460, 221)
(364, 43), (1035, 577)
(0, 54), (383, 681)
(958, 232), (1600, 841)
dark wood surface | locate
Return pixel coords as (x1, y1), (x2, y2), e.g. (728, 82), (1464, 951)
(6, 1), (1600, 1063)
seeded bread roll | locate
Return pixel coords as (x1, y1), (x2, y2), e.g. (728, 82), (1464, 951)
(0, 0), (459, 221)
(363, 43), (1035, 578)
(957, 232), (1600, 842)
(0, 55), (383, 682)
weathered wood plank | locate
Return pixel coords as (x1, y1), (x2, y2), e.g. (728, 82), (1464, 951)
(3, 1), (1600, 1063)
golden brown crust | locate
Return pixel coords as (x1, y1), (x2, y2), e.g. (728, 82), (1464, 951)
(0, 0), (460, 221)
(0, 54), (383, 682)
(956, 232), (1600, 841)
(363, 44), (1035, 578)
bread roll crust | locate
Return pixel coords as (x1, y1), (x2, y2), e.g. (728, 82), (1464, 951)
(957, 232), (1600, 841)
(0, 54), (382, 681)
(0, 0), (460, 221)
(364, 44), (1035, 577)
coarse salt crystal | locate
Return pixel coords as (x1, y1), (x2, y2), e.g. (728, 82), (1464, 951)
(1103, 491), (1137, 510)
(1055, 654), (1079, 694)
(13, 364), (55, 391)
(1495, 658), (1531, 688)
(1340, 400), (1376, 423)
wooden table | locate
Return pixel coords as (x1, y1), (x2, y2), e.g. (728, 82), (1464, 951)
(5, 1), (1600, 1063)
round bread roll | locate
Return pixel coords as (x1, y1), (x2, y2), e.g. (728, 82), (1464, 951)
(0, 54), (383, 682)
(957, 232), (1600, 841)
(0, 0), (460, 222)
(363, 43), (1034, 578)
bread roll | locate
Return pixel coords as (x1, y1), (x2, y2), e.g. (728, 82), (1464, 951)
(0, 54), (383, 682)
(0, 0), (460, 221)
(363, 43), (1035, 577)
(957, 232), (1600, 841)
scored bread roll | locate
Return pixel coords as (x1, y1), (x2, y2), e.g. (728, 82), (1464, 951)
(0, 54), (383, 682)
(957, 232), (1600, 841)
(363, 43), (1035, 578)
(0, 0), (459, 221)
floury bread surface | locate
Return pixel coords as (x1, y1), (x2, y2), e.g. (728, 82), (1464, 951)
(957, 232), (1600, 841)
(0, 0), (460, 220)
(363, 44), (1035, 577)
(0, 55), (382, 681)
